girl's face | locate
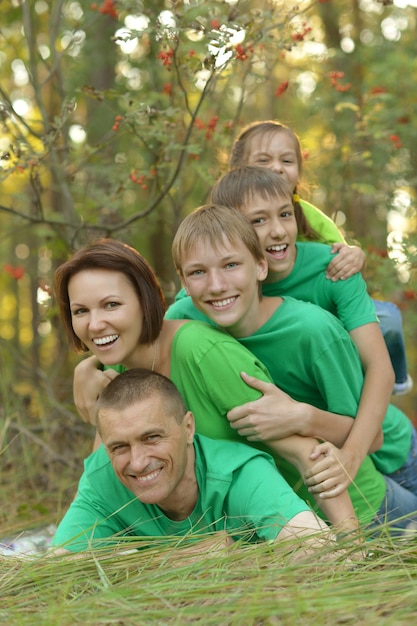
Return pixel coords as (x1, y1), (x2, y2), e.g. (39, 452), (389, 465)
(244, 130), (300, 192)
(239, 191), (298, 282)
(68, 268), (143, 368)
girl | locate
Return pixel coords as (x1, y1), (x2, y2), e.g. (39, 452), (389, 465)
(229, 120), (411, 396)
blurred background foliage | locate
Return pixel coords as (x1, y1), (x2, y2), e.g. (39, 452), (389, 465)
(1, 0), (417, 528)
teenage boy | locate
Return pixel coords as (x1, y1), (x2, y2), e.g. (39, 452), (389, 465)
(167, 167), (417, 502)
(168, 201), (417, 534)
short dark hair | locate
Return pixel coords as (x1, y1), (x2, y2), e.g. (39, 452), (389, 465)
(53, 238), (165, 353)
(96, 368), (187, 425)
(210, 166), (292, 210)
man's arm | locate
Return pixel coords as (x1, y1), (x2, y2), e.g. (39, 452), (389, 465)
(275, 510), (330, 540)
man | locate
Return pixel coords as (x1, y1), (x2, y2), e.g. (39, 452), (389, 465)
(52, 369), (331, 554)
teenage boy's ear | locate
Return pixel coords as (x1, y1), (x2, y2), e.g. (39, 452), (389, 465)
(181, 277), (191, 296)
(257, 258), (268, 282)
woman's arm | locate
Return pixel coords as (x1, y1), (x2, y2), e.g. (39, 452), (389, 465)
(73, 356), (119, 424)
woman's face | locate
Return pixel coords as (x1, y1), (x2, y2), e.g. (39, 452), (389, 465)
(68, 268), (143, 367)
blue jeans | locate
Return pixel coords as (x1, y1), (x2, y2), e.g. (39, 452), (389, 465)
(373, 299), (408, 384)
(369, 475), (417, 536)
(386, 426), (417, 497)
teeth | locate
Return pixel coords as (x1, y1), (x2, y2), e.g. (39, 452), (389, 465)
(210, 297), (236, 308)
(267, 244), (287, 252)
(93, 334), (118, 346)
(136, 469), (161, 483)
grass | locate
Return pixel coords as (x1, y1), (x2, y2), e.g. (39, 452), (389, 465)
(2, 361), (417, 625)
(2, 535), (417, 625)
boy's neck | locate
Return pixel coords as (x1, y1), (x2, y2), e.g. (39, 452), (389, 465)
(224, 297), (283, 339)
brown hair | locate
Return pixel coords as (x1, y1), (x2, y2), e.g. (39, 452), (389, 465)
(53, 238), (165, 353)
(211, 165), (320, 240)
(229, 122), (321, 241)
(96, 368), (186, 426)
(229, 120), (303, 176)
(172, 203), (265, 277)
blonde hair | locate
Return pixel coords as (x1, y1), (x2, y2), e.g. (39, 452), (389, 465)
(172, 203), (264, 277)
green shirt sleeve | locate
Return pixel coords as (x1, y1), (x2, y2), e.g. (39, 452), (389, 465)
(299, 199), (346, 244)
(225, 456), (312, 542)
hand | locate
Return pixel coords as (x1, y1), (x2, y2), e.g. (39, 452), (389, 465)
(303, 442), (361, 498)
(326, 243), (366, 281)
(226, 372), (302, 441)
(73, 356), (119, 424)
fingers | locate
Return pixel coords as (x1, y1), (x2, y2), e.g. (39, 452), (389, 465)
(304, 468), (351, 497)
(308, 479), (349, 499)
(326, 244), (365, 280)
(326, 258), (350, 281)
(305, 443), (352, 496)
(239, 371), (274, 394)
(102, 368), (120, 382)
(309, 441), (332, 460)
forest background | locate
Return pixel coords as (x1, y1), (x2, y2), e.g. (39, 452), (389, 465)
(1, 0), (417, 551)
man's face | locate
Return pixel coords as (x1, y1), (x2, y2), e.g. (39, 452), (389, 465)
(99, 394), (196, 519)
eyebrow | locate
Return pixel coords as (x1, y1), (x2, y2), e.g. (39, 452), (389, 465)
(184, 252), (240, 268)
(106, 427), (166, 448)
(70, 294), (121, 307)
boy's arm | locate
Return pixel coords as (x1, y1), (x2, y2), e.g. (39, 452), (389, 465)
(306, 323), (393, 498)
(318, 323), (391, 475)
(268, 436), (358, 529)
(226, 372), (360, 446)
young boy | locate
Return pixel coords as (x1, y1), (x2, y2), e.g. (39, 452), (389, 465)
(168, 183), (417, 510)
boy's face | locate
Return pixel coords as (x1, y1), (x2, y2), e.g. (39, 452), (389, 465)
(239, 191), (298, 282)
(181, 234), (268, 337)
(245, 130), (300, 192)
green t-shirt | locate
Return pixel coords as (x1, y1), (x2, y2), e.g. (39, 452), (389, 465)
(237, 297), (411, 475)
(52, 434), (310, 552)
(165, 299), (411, 477)
(261, 242), (377, 331)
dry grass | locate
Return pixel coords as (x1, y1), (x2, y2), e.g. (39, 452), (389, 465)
(2, 535), (417, 625)
(2, 365), (417, 625)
